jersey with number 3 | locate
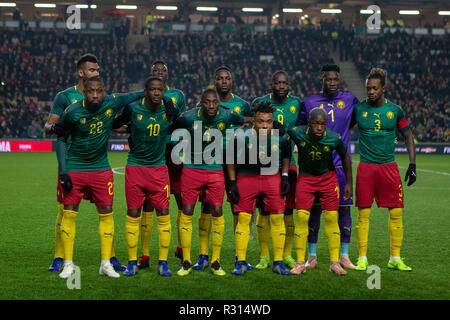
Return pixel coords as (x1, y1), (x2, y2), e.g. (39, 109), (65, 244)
(353, 99), (410, 165)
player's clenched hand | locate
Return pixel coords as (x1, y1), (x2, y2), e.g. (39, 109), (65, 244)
(273, 121), (285, 136)
(60, 173), (73, 192)
(343, 183), (352, 201)
(50, 123), (65, 136)
(163, 96), (178, 118)
(281, 176), (289, 196)
(229, 180), (240, 204)
(404, 163), (416, 186)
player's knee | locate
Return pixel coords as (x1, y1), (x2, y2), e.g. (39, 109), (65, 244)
(127, 209), (141, 218)
(211, 206), (223, 217)
(97, 205), (113, 214)
(323, 210), (338, 224)
(270, 213), (284, 226)
(64, 204), (79, 212)
(296, 209), (310, 224)
(388, 207), (402, 219)
(156, 208), (169, 217)
(182, 205), (194, 216)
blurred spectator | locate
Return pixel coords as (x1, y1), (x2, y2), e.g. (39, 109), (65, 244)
(352, 31), (449, 142)
(0, 24), (447, 143)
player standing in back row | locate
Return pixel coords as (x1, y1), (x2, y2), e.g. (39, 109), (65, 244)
(352, 68), (416, 271)
(297, 64), (359, 270)
(251, 71), (302, 270)
(138, 60), (187, 269)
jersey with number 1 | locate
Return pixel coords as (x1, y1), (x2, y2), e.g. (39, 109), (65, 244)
(298, 90), (359, 167)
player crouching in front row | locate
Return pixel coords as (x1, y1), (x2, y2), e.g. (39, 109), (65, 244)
(227, 101), (292, 276)
(287, 107), (353, 275)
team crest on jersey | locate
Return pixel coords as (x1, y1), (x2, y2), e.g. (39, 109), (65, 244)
(217, 122), (226, 131)
(337, 101), (345, 109)
(234, 106), (241, 114)
(362, 111), (368, 118)
(319, 103), (324, 109)
(171, 97), (177, 104)
(72, 99), (77, 103)
(137, 114), (143, 121)
(290, 106), (296, 114)
(80, 117), (86, 125)
(386, 111), (394, 119)
(105, 109), (113, 117)
(194, 123), (199, 130)
(323, 146), (330, 152)
(272, 144), (279, 152)
(301, 141), (306, 147)
(162, 113), (167, 121)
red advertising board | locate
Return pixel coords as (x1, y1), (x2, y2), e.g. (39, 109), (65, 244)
(0, 140), (53, 152)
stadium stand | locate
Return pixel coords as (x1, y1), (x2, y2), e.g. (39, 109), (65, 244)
(0, 20), (448, 142)
(352, 31), (449, 142)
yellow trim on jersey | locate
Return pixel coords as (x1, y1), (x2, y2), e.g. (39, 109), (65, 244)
(82, 99), (85, 108)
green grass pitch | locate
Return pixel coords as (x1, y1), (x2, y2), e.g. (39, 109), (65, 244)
(0, 152), (448, 300)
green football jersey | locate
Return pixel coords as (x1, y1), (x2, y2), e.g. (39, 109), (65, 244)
(251, 93), (302, 166)
(164, 86), (186, 146)
(353, 99), (410, 164)
(165, 86), (186, 113)
(50, 85), (85, 116)
(57, 91), (145, 172)
(121, 98), (176, 167)
(234, 126), (291, 175)
(287, 125), (347, 176)
(174, 106), (244, 170)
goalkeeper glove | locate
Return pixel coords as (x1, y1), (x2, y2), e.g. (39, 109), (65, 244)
(404, 163), (416, 186)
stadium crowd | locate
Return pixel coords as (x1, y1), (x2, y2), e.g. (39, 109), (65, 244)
(352, 31), (449, 143)
(0, 24), (448, 142)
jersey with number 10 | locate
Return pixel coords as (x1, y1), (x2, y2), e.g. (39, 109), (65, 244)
(298, 90), (359, 168)
(121, 98), (176, 167)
